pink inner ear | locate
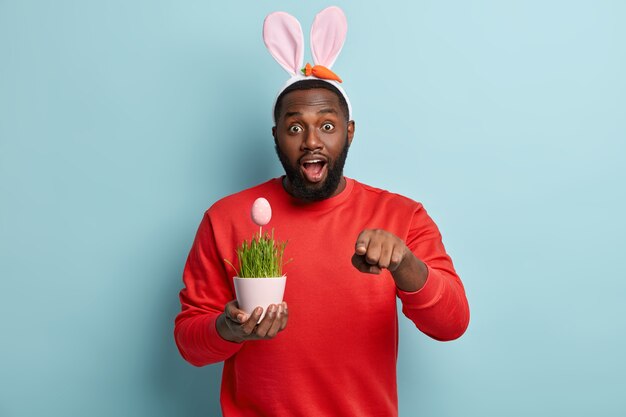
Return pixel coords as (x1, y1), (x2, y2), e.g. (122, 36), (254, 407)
(310, 6), (347, 69)
(263, 12), (304, 75)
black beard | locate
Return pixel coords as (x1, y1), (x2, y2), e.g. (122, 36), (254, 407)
(275, 137), (350, 202)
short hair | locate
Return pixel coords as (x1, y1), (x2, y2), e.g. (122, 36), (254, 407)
(273, 79), (350, 123)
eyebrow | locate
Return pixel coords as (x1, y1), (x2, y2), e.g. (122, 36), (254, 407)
(284, 111), (302, 118)
(283, 108), (338, 119)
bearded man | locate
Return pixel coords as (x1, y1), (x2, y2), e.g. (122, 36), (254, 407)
(174, 7), (469, 417)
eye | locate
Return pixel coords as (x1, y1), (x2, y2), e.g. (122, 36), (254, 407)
(289, 125), (303, 134)
(321, 123), (335, 132)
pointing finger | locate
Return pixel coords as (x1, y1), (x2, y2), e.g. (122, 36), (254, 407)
(355, 231), (371, 255)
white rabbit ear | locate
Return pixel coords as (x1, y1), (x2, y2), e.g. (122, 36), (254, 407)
(263, 12), (304, 76)
(310, 6), (347, 69)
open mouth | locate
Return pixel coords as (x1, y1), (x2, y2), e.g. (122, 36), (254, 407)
(300, 159), (328, 183)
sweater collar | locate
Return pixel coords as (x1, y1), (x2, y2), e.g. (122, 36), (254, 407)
(275, 176), (355, 211)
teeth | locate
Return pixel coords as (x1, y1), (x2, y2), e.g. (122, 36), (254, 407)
(304, 160), (323, 164)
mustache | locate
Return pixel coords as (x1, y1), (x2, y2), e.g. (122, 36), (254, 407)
(274, 136), (350, 202)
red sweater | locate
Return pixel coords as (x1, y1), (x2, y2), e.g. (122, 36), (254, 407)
(175, 178), (469, 417)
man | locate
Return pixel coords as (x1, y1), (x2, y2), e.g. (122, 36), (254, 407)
(175, 7), (469, 417)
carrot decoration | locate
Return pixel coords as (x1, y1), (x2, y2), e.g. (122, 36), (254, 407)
(301, 63), (342, 83)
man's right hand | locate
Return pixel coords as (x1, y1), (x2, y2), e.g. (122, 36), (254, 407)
(216, 300), (289, 343)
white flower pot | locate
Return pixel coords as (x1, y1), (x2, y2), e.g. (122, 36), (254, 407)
(233, 276), (287, 321)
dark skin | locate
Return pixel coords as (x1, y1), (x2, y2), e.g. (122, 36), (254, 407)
(216, 88), (428, 343)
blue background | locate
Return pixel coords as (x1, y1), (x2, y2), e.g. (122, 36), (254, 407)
(1, 1), (625, 416)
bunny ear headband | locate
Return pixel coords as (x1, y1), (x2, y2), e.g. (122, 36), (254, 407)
(263, 6), (352, 122)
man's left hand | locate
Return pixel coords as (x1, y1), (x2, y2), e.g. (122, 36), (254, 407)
(351, 229), (428, 292)
(352, 229), (408, 274)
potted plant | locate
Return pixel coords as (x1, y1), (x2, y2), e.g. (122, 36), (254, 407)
(225, 197), (289, 320)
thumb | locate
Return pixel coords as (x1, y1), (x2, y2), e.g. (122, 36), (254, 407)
(351, 253), (382, 275)
(226, 300), (248, 323)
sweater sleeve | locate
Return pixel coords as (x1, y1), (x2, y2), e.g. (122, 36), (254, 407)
(396, 205), (470, 341)
(174, 211), (243, 366)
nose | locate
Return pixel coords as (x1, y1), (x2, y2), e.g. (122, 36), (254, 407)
(302, 127), (323, 152)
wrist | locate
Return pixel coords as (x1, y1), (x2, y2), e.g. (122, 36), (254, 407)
(216, 313), (243, 343)
(392, 252), (428, 292)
